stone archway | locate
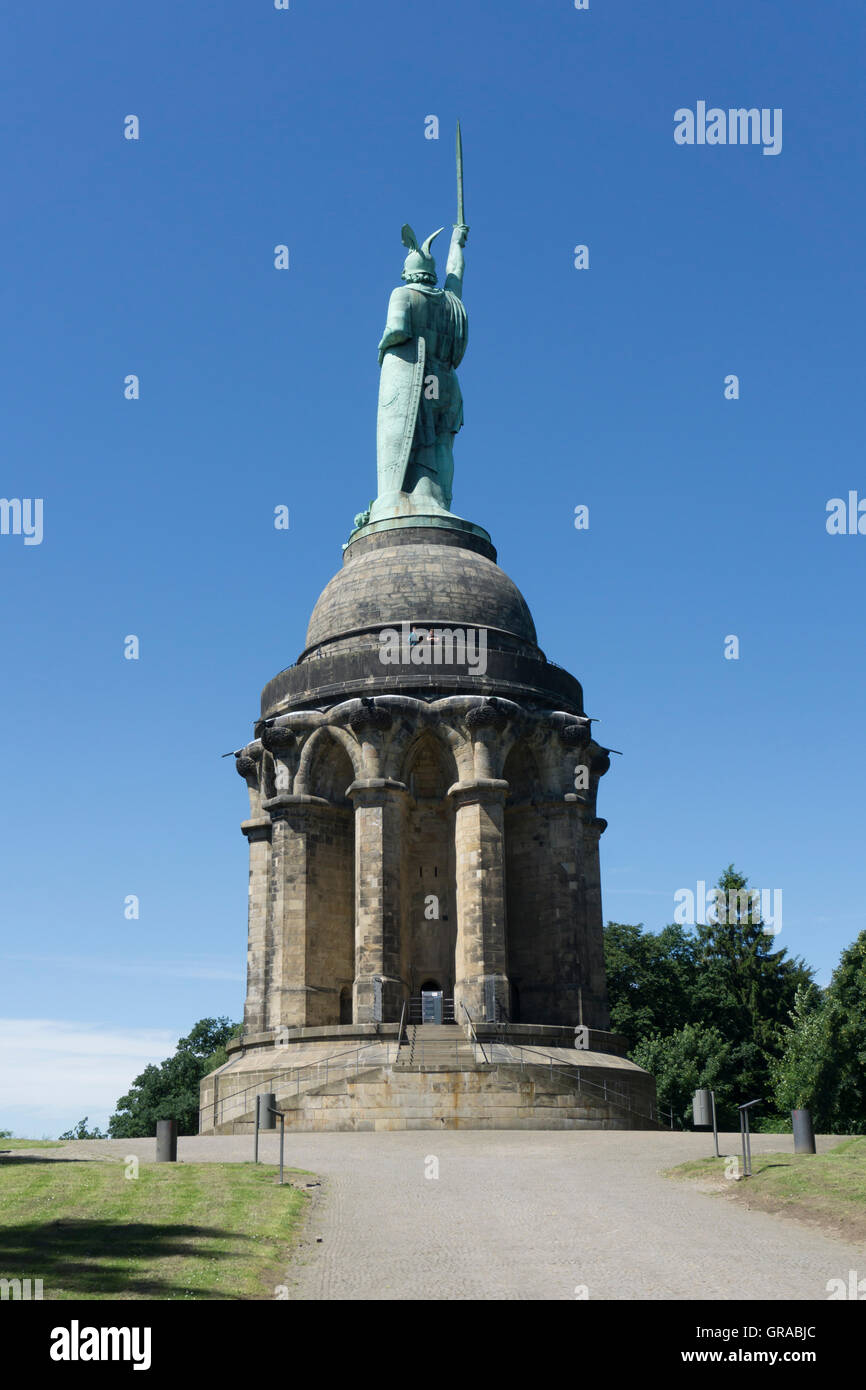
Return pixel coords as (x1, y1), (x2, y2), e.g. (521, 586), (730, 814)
(303, 731), (355, 1024)
(403, 732), (458, 1000)
(503, 739), (553, 1024)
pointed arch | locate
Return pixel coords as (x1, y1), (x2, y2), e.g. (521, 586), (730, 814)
(296, 727), (360, 801)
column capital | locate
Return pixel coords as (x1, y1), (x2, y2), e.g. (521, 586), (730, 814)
(240, 816), (271, 842)
(262, 792), (331, 819)
(347, 778), (408, 802)
(447, 777), (508, 807)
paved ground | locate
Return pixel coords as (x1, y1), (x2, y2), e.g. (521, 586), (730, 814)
(11, 1130), (864, 1300)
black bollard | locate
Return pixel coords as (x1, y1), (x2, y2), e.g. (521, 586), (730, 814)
(792, 1108), (817, 1154)
(155, 1118), (177, 1162)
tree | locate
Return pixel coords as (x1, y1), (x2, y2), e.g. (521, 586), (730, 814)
(631, 1024), (738, 1129)
(108, 1017), (242, 1138)
(59, 1117), (108, 1140)
(771, 933), (866, 1133)
(606, 867), (815, 1128)
(604, 921), (695, 1044)
(691, 866), (812, 1052)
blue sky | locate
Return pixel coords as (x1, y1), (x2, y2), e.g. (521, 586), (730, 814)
(2, 0), (864, 1135)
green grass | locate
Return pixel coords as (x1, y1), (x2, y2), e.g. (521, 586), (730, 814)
(0, 1139), (64, 1150)
(0, 1156), (308, 1299)
(667, 1136), (866, 1239)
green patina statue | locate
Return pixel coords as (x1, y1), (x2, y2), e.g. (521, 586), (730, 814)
(367, 124), (469, 525)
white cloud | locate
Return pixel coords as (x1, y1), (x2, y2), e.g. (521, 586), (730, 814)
(3, 955), (242, 982)
(0, 1019), (180, 1139)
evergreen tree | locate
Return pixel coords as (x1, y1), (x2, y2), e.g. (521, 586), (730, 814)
(605, 866), (814, 1126)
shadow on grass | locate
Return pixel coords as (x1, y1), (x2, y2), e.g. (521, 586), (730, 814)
(0, 1156), (103, 1166)
(0, 1219), (254, 1299)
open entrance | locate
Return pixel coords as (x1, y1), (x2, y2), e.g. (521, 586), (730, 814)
(420, 978), (443, 1024)
(404, 733), (457, 1018)
(409, 978), (455, 1024)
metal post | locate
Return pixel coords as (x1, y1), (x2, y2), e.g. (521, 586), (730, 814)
(256, 1091), (276, 1163)
(711, 1090), (720, 1157)
(792, 1109), (816, 1155)
(155, 1119), (177, 1163)
(279, 1113), (285, 1186)
(737, 1099), (761, 1177)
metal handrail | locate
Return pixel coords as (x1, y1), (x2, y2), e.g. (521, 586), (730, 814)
(395, 1000), (407, 1050)
(200, 1039), (394, 1129)
(488, 1041), (672, 1128)
(460, 1001), (489, 1064)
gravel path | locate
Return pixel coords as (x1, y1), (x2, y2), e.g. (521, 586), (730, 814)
(10, 1130), (864, 1300)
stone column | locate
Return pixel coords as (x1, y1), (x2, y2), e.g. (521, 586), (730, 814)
(576, 803), (611, 1031)
(263, 792), (330, 1030)
(449, 777), (510, 1023)
(348, 778), (408, 1022)
(240, 815), (272, 1035)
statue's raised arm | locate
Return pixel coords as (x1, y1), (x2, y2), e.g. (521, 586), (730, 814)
(445, 223), (469, 298)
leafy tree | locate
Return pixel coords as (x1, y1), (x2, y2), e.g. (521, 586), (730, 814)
(59, 1117), (108, 1140)
(772, 933), (866, 1133)
(631, 1024), (738, 1129)
(108, 1017), (242, 1138)
(604, 921), (696, 1044)
(606, 866), (814, 1127)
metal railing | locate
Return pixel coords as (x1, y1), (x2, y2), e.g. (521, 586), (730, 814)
(200, 1040), (396, 1131)
(201, 1029), (672, 1131)
(407, 995), (455, 1023)
(484, 1041), (673, 1128)
(460, 1001), (489, 1063)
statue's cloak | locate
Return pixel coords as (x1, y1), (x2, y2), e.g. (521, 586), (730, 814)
(377, 284), (468, 496)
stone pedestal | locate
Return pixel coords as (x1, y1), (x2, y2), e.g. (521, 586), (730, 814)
(199, 522), (657, 1132)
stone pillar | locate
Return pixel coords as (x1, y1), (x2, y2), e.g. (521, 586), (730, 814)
(240, 815), (272, 1035)
(348, 778), (408, 1022)
(562, 794), (611, 1031)
(450, 778), (510, 1023)
(579, 810), (611, 1031)
(263, 792), (330, 1030)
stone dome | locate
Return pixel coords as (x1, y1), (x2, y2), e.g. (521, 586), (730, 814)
(304, 527), (538, 654)
(259, 522), (585, 719)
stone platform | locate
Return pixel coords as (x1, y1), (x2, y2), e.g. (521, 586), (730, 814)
(199, 1024), (659, 1134)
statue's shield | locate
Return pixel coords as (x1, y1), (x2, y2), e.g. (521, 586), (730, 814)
(376, 335), (426, 496)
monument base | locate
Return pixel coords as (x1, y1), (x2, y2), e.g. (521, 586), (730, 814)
(198, 1024), (659, 1134)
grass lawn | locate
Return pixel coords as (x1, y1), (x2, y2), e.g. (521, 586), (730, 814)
(0, 1139), (64, 1150)
(0, 1155), (309, 1299)
(667, 1135), (866, 1242)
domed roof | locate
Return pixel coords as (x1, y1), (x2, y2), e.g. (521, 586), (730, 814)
(304, 528), (538, 653)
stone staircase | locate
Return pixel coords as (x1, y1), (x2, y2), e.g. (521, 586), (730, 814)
(396, 1023), (479, 1069)
(273, 1061), (659, 1131)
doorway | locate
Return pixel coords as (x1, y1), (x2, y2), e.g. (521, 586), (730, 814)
(420, 979), (443, 1024)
